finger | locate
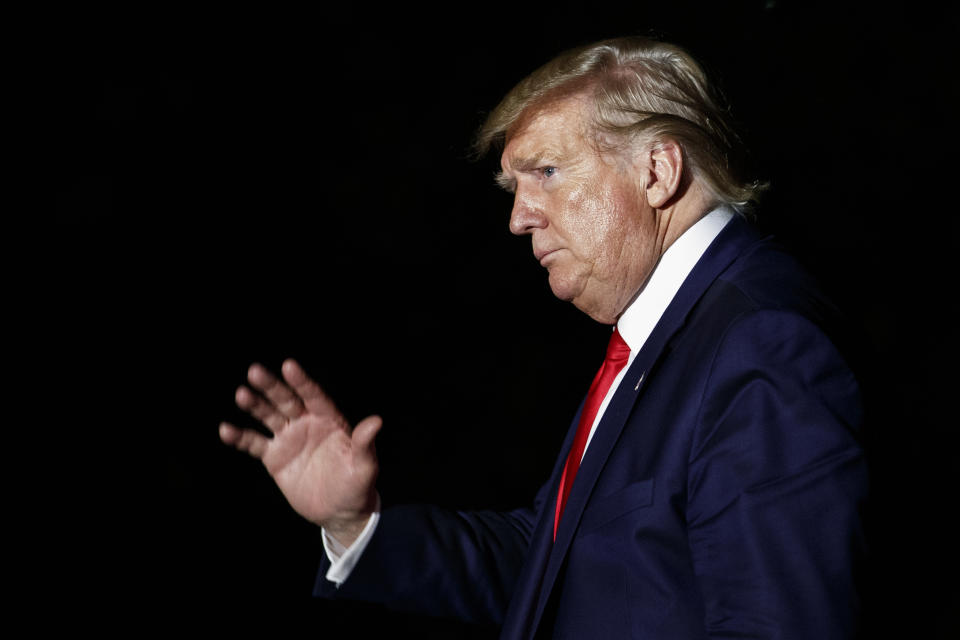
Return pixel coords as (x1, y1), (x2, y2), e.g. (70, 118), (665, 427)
(281, 359), (338, 416)
(352, 415), (383, 464)
(219, 422), (269, 459)
(247, 363), (305, 420)
(235, 385), (287, 433)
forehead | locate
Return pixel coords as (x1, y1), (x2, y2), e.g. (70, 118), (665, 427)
(501, 96), (593, 170)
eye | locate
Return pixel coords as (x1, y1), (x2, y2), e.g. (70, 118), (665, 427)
(542, 166), (557, 178)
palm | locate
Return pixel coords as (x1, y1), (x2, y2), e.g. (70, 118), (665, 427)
(219, 359), (381, 540)
(265, 413), (376, 526)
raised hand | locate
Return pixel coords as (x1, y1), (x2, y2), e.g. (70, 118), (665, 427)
(219, 359), (382, 547)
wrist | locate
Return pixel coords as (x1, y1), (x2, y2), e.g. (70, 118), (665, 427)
(324, 515), (371, 548)
(322, 492), (381, 548)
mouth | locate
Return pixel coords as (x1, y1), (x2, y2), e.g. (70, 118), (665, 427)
(535, 248), (560, 266)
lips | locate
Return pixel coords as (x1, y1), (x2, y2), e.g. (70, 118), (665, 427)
(535, 248), (560, 265)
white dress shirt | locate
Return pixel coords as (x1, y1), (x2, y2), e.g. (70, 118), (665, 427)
(322, 205), (735, 586)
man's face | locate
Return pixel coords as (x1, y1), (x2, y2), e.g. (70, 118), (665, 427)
(499, 96), (662, 324)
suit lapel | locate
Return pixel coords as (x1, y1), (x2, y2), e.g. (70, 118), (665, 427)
(498, 397), (584, 640)
(521, 216), (762, 638)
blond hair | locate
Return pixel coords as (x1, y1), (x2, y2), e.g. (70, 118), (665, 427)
(475, 37), (766, 210)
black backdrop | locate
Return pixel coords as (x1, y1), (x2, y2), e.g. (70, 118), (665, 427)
(42, 1), (956, 636)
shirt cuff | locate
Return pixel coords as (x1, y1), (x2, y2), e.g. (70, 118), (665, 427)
(321, 494), (381, 586)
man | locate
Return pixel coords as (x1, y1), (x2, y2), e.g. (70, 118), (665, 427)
(220, 37), (867, 638)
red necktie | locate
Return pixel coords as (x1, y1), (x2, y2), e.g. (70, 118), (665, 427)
(553, 328), (631, 540)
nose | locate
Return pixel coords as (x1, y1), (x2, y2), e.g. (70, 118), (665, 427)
(509, 193), (547, 236)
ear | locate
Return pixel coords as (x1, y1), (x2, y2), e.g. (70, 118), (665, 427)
(641, 138), (684, 209)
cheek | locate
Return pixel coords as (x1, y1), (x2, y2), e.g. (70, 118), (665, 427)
(572, 186), (634, 268)
(563, 187), (617, 259)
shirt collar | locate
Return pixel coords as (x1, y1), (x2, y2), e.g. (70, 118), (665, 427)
(617, 206), (735, 354)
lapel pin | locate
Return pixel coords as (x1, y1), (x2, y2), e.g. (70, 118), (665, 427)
(634, 372), (645, 391)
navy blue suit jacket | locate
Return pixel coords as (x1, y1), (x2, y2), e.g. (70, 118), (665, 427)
(315, 217), (868, 639)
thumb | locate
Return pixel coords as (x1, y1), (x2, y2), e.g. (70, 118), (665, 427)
(352, 415), (383, 461)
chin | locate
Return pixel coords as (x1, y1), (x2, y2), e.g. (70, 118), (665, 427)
(547, 273), (579, 303)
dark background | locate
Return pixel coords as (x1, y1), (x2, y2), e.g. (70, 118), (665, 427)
(40, 0), (956, 636)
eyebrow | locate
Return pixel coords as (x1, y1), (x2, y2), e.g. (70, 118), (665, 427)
(509, 151), (547, 173)
(495, 170), (516, 193)
(495, 151), (548, 193)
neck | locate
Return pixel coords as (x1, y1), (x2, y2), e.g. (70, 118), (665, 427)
(655, 182), (715, 259)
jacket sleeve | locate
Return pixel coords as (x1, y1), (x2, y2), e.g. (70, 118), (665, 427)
(313, 478), (552, 626)
(686, 309), (868, 639)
